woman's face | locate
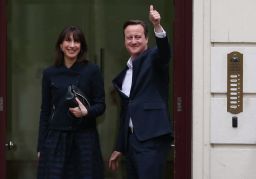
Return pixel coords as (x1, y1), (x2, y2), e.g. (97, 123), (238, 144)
(60, 33), (81, 61)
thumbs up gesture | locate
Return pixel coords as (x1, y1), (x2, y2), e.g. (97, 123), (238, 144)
(149, 5), (161, 27)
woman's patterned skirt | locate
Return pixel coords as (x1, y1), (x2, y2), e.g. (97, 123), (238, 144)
(37, 129), (104, 179)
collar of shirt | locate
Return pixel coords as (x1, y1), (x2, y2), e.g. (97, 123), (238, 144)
(127, 57), (133, 69)
(121, 57), (133, 97)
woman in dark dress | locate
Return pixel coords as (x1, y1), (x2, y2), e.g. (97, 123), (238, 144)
(37, 26), (105, 179)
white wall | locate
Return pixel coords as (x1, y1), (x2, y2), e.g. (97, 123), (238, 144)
(193, 0), (256, 178)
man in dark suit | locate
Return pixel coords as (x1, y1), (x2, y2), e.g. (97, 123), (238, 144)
(109, 5), (172, 179)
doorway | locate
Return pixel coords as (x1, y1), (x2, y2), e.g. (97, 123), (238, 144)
(0, 0), (182, 179)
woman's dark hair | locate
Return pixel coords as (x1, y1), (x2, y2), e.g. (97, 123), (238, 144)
(123, 20), (148, 37)
(54, 26), (88, 66)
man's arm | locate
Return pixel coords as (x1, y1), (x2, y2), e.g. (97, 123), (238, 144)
(149, 5), (171, 65)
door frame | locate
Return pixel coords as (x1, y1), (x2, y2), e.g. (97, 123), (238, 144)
(0, 0), (7, 178)
(173, 0), (192, 178)
(0, 0), (192, 178)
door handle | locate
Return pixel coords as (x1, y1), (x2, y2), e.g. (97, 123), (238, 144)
(5, 140), (16, 151)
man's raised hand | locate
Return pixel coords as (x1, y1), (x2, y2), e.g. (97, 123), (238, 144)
(149, 5), (161, 26)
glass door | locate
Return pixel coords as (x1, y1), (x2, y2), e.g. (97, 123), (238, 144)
(6, 0), (174, 178)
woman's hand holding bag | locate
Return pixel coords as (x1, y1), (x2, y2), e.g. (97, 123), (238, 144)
(69, 98), (88, 118)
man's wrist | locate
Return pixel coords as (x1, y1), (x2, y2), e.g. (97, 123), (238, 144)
(154, 25), (166, 38)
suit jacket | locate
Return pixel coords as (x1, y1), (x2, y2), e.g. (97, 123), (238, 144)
(113, 36), (172, 153)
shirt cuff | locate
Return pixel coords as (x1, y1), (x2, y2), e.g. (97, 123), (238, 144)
(154, 27), (167, 38)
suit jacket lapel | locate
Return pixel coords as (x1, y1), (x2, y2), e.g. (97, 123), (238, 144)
(130, 51), (148, 98)
(113, 67), (129, 98)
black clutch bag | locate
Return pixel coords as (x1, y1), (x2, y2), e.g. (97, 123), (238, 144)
(65, 85), (90, 109)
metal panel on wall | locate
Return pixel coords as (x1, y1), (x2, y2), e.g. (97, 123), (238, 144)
(211, 47), (256, 144)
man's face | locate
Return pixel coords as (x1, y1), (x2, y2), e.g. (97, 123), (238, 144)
(124, 24), (148, 59)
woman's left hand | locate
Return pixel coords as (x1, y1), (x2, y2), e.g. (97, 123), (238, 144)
(69, 97), (88, 118)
